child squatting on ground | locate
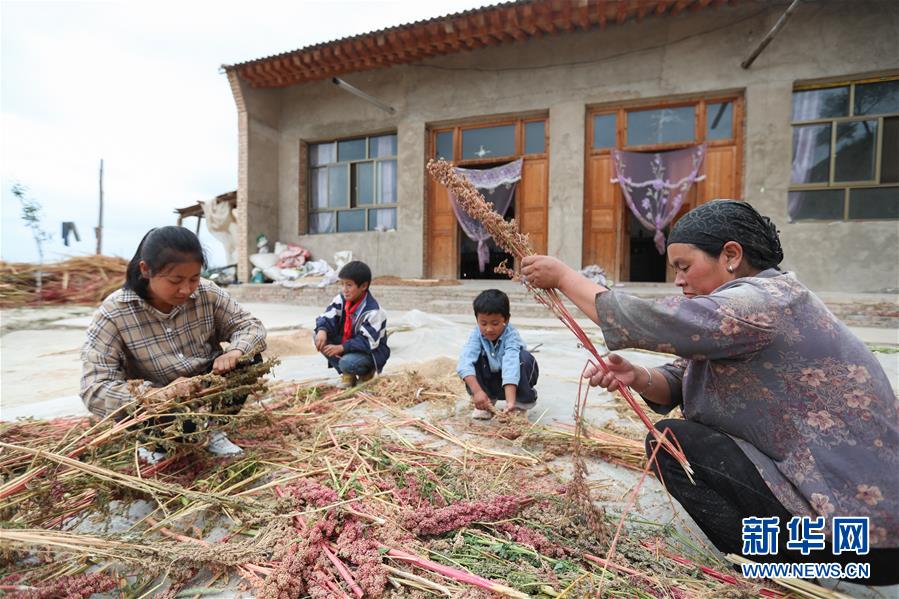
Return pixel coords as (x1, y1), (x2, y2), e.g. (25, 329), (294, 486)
(314, 261), (390, 388)
(80, 226), (267, 465)
(456, 289), (539, 419)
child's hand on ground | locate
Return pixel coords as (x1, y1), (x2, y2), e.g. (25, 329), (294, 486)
(314, 330), (327, 351)
(471, 390), (492, 411)
(520, 255), (571, 289)
(584, 353), (639, 391)
(322, 344), (345, 358)
(213, 349), (244, 374)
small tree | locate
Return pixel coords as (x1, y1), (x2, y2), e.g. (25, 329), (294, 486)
(12, 183), (52, 299)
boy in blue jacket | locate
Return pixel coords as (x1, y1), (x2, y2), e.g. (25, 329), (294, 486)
(456, 289), (539, 419)
(314, 261), (390, 388)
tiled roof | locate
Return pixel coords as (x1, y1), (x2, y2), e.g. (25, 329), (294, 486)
(225, 0), (733, 88)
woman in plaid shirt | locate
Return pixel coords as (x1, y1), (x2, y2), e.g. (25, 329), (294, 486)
(80, 226), (266, 461)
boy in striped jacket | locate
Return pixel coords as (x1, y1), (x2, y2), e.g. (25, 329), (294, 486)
(314, 261), (390, 388)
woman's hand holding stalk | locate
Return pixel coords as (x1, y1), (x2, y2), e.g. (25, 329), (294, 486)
(520, 255), (606, 324)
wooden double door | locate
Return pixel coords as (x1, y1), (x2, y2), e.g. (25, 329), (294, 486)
(584, 95), (744, 282)
(426, 117), (549, 279)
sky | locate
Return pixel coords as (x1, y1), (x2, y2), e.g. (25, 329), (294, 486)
(1, 0), (489, 267)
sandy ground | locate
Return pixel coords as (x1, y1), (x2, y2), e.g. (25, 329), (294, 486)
(1, 302), (897, 597)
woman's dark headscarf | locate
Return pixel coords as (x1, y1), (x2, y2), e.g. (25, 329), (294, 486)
(667, 200), (784, 271)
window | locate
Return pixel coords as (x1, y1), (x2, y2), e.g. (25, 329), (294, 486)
(789, 77), (899, 221)
(308, 133), (397, 233)
(589, 97), (736, 153)
(433, 117), (548, 162)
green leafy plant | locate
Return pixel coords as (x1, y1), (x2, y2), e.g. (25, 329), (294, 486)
(11, 183), (52, 299)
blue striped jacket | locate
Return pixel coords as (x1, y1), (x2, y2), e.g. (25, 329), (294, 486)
(315, 292), (390, 371)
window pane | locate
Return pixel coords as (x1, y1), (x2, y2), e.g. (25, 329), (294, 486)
(592, 114), (616, 149)
(882, 117), (899, 183)
(328, 164), (349, 208)
(310, 212), (336, 234)
(854, 80), (899, 116)
(524, 121), (545, 154)
(436, 131), (453, 160)
(627, 106), (694, 145)
(706, 102), (733, 140)
(834, 120), (877, 182)
(849, 187), (899, 219)
(788, 189), (845, 221)
(310, 167), (328, 209)
(377, 160), (397, 204)
(338, 138), (366, 162)
(370, 134), (397, 158)
(791, 87), (849, 121)
(337, 209), (366, 232)
(310, 142), (336, 166)
(461, 125), (515, 159)
(353, 162), (374, 205)
(791, 124), (831, 184)
(368, 208), (397, 231)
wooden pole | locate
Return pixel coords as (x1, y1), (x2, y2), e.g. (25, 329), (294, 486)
(95, 159), (104, 255)
(740, 0), (801, 70)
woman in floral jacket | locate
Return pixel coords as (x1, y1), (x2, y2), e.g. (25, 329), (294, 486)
(522, 200), (898, 584)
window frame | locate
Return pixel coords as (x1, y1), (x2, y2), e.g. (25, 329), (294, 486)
(306, 132), (398, 234)
(789, 76), (899, 222)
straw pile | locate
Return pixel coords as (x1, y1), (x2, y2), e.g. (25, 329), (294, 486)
(0, 256), (127, 308)
(1, 363), (812, 599)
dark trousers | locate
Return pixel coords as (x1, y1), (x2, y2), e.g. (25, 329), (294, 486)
(649, 418), (899, 586)
(466, 350), (539, 408)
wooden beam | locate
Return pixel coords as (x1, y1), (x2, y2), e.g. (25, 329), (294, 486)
(574, 1), (591, 29)
(670, 0), (692, 16)
(637, 0), (652, 21)
(655, 0), (675, 14)
(559, 0), (574, 32)
(596, 0), (608, 29)
(616, 0), (629, 25)
(517, 5), (542, 37)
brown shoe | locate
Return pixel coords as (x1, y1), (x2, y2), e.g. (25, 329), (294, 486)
(359, 371), (375, 383)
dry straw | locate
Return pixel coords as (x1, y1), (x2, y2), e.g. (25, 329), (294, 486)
(426, 158), (692, 479)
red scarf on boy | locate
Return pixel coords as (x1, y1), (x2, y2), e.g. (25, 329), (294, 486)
(342, 294), (366, 343)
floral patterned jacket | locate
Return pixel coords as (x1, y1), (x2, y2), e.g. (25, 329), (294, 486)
(595, 269), (899, 547)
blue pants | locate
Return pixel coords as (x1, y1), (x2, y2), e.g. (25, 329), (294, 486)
(466, 349), (539, 409)
(326, 351), (375, 376)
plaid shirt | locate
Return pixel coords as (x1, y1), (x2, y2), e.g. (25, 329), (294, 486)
(80, 280), (267, 418)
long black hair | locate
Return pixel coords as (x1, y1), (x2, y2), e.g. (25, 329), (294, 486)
(124, 226), (207, 299)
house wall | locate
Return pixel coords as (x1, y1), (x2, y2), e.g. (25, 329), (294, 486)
(235, 0), (899, 291)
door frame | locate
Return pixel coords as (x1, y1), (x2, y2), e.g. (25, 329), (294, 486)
(584, 92), (745, 282)
(425, 114), (550, 278)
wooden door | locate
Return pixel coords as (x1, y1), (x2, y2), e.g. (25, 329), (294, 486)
(583, 153), (621, 278)
(519, 157), (548, 255)
(426, 117), (549, 278)
(584, 95), (744, 281)
(426, 176), (458, 279)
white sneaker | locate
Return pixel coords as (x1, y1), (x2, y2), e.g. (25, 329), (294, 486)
(471, 408), (494, 420)
(137, 446), (167, 465)
(206, 431), (243, 456)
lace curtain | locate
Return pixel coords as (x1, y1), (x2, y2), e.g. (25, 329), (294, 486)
(611, 145), (706, 253)
(450, 159), (522, 272)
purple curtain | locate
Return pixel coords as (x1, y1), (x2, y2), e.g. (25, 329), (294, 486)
(450, 159), (522, 272)
(611, 145), (706, 254)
